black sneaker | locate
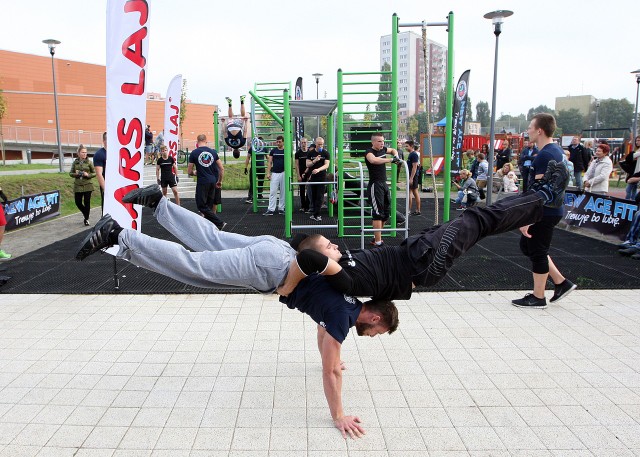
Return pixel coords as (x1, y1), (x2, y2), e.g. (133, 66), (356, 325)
(619, 246), (640, 256)
(550, 279), (577, 303)
(75, 214), (121, 261)
(263, 210), (274, 216)
(631, 252), (640, 260)
(511, 293), (547, 309)
(122, 184), (163, 209)
(618, 240), (634, 248)
(244, 199), (252, 204)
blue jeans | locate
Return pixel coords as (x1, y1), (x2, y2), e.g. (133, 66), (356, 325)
(573, 171), (583, 189)
(454, 190), (465, 205)
(117, 198), (296, 293)
(625, 182), (638, 201)
(626, 209), (640, 244)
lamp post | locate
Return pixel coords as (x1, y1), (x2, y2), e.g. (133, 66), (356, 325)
(632, 69), (640, 139)
(312, 73), (322, 139)
(483, 9), (513, 205)
(595, 99), (600, 139)
(43, 39), (63, 172)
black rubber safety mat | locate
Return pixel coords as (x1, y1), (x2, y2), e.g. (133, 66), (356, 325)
(1, 197), (638, 294)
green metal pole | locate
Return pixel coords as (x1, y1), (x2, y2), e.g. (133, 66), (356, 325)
(337, 69), (344, 237)
(390, 13), (399, 234)
(327, 112), (334, 218)
(443, 12), (455, 222)
(283, 89), (292, 238)
(248, 90), (284, 127)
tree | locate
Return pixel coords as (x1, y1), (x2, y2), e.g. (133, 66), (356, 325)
(465, 97), (473, 123)
(590, 98), (634, 131)
(375, 62), (393, 125)
(527, 105), (554, 120)
(476, 101), (490, 127)
(407, 116), (419, 139)
(556, 109), (585, 136)
(363, 104), (374, 125)
(0, 89), (7, 165)
(435, 88), (447, 121)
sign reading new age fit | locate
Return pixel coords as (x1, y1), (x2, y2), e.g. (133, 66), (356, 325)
(563, 190), (638, 239)
(4, 190), (60, 231)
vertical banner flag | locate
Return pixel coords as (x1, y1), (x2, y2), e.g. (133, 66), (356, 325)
(105, 0), (149, 236)
(164, 74), (182, 162)
(451, 70), (470, 173)
(294, 77), (304, 150)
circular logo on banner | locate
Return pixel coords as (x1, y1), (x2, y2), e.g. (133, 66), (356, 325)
(198, 151), (214, 167)
(456, 80), (467, 101)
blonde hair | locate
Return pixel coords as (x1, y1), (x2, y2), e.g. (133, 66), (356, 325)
(77, 144), (87, 153)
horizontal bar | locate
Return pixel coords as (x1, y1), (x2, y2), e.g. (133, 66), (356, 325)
(344, 91), (391, 95)
(255, 82), (290, 85)
(399, 21), (448, 27)
(343, 71), (392, 76)
(344, 111), (392, 115)
(342, 81), (392, 85)
(291, 224), (338, 230)
(291, 181), (336, 186)
(343, 101), (392, 105)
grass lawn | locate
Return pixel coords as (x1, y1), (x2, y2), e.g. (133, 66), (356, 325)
(0, 163), (61, 171)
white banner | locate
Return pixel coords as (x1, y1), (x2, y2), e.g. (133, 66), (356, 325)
(105, 0), (149, 235)
(164, 74), (182, 161)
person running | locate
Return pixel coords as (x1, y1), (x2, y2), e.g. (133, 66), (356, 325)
(76, 160), (568, 301)
(156, 145), (180, 206)
(223, 95), (248, 159)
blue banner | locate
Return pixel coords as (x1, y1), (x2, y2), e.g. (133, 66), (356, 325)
(564, 190), (637, 239)
(4, 190), (61, 231)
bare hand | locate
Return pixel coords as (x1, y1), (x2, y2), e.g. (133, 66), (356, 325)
(312, 169), (319, 174)
(519, 225), (532, 238)
(334, 416), (365, 439)
(216, 182), (222, 189)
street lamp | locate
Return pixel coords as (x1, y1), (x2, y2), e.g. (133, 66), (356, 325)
(631, 69), (640, 139)
(312, 73), (322, 139)
(483, 9), (513, 205)
(595, 99), (600, 139)
(43, 39), (63, 172)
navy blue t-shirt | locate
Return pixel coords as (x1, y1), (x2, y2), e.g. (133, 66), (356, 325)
(93, 147), (106, 178)
(189, 146), (220, 184)
(280, 274), (362, 344)
(270, 148), (285, 173)
(407, 151), (420, 174)
(533, 143), (564, 217)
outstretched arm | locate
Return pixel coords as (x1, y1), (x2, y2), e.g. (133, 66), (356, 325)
(318, 326), (365, 439)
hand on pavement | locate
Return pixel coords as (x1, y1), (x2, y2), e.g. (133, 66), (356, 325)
(334, 415), (365, 439)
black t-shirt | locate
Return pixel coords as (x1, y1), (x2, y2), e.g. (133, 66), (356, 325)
(295, 148), (308, 175)
(145, 129), (153, 146)
(270, 148), (285, 173)
(307, 149), (330, 182)
(157, 156), (176, 180)
(280, 274), (362, 344)
(248, 146), (265, 166)
(365, 147), (388, 182)
(338, 245), (414, 300)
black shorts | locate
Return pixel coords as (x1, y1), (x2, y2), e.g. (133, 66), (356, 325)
(368, 180), (390, 221)
(409, 174), (420, 190)
(160, 176), (178, 188)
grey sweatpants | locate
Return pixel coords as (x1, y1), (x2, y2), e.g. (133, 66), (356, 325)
(117, 198), (296, 293)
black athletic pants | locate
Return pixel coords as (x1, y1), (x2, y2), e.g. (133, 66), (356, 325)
(195, 182), (224, 229)
(74, 191), (92, 221)
(406, 191), (545, 287)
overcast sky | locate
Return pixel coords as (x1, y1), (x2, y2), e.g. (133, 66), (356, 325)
(2, 0), (638, 118)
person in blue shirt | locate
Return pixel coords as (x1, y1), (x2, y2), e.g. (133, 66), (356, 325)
(404, 140), (422, 215)
(92, 132), (107, 215)
(512, 113), (576, 309)
(188, 134), (226, 230)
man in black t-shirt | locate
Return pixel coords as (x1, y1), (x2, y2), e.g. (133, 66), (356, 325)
(156, 145), (180, 206)
(244, 137), (266, 203)
(365, 133), (401, 247)
(265, 136), (286, 215)
(282, 273), (398, 439)
(92, 132), (107, 215)
(306, 137), (330, 221)
(188, 134), (226, 229)
(294, 137), (310, 212)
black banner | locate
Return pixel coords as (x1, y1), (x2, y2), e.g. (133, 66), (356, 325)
(451, 70), (470, 173)
(4, 190), (61, 231)
(564, 190), (638, 239)
(294, 77), (304, 150)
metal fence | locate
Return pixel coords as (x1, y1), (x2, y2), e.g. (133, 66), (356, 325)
(1, 125), (105, 148)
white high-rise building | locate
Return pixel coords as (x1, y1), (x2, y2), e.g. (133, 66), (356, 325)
(380, 31), (447, 124)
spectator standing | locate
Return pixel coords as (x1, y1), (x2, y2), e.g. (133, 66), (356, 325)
(0, 185), (11, 259)
(144, 125), (154, 165)
(365, 133), (400, 247)
(69, 144), (96, 226)
(518, 139), (538, 192)
(156, 145), (180, 206)
(244, 137), (266, 203)
(623, 136), (640, 201)
(405, 140), (421, 215)
(512, 113), (575, 309)
(618, 196), (640, 260)
(567, 136), (590, 189)
(583, 143), (613, 195)
(496, 142), (512, 170)
(188, 134), (226, 230)
(307, 137), (330, 222)
(264, 135), (286, 216)
(93, 132), (107, 215)
(475, 152), (489, 200)
(295, 137), (310, 212)
(562, 150), (575, 187)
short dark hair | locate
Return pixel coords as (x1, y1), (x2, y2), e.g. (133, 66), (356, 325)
(197, 134), (207, 142)
(477, 152), (485, 160)
(297, 233), (324, 252)
(363, 298), (399, 334)
(371, 133), (384, 140)
(276, 135), (284, 141)
(405, 140), (415, 148)
(531, 113), (556, 138)
(102, 132), (107, 141)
